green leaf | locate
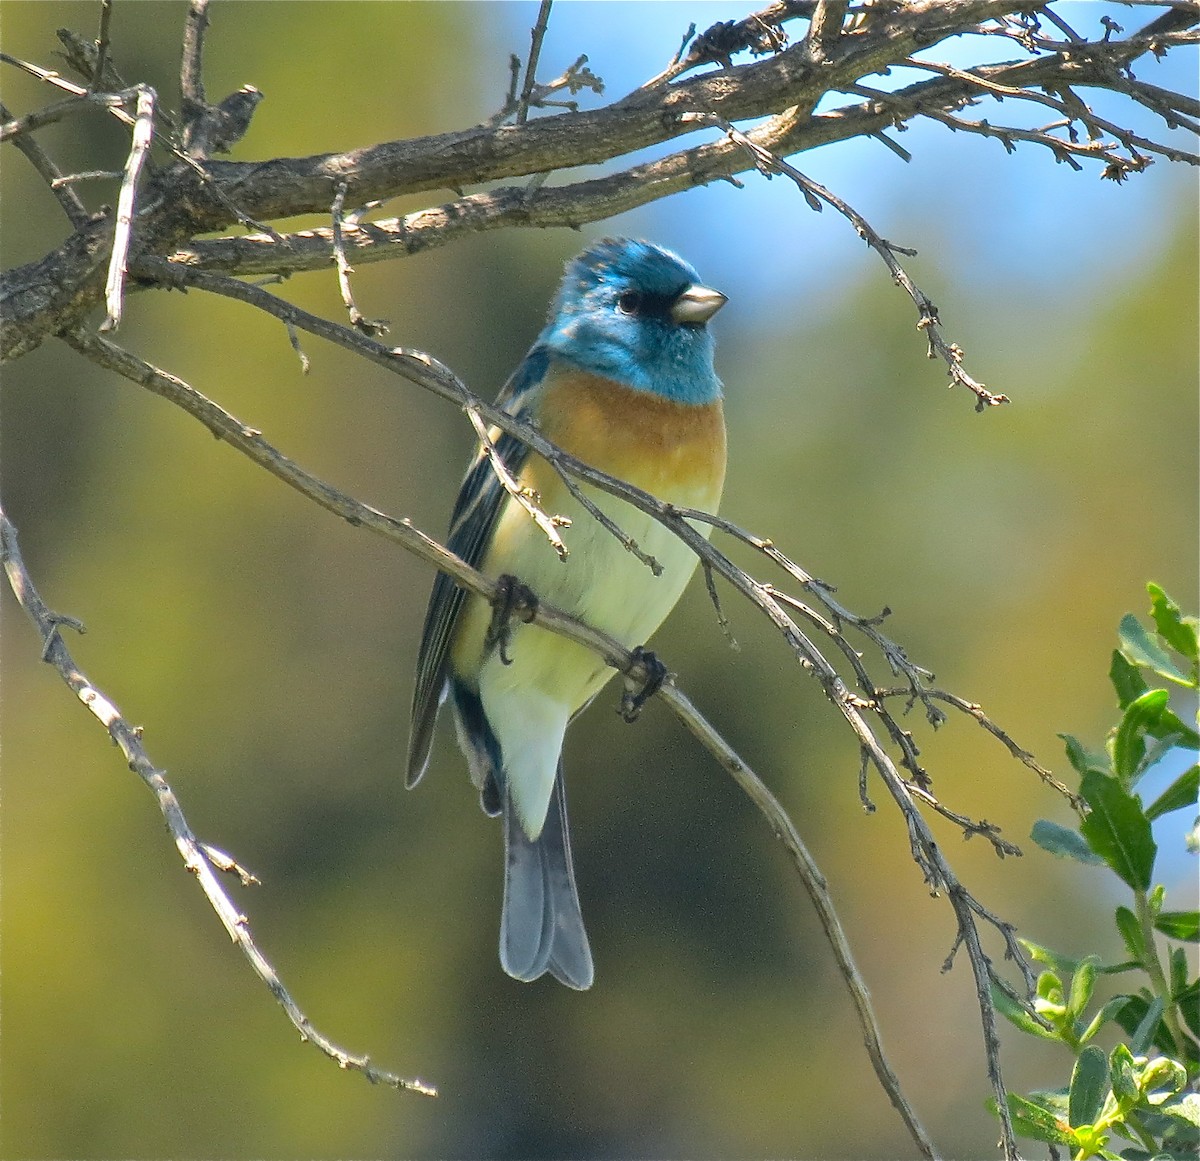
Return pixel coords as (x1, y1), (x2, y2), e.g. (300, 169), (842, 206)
(1136, 733), (1189, 783)
(1112, 689), (1170, 784)
(1155, 911), (1200, 942)
(995, 1091), (1075, 1146)
(1068, 957), (1098, 1026)
(1070, 1041), (1104, 1122)
(1110, 1042), (1139, 1102)
(1037, 970), (1066, 1007)
(1176, 978), (1199, 1038)
(1153, 709), (1200, 749)
(1147, 764), (1200, 820)
(1111, 649), (1150, 709)
(1140, 1055), (1187, 1099)
(1147, 584), (1199, 673)
(1061, 732), (1111, 777)
(1157, 1091), (1200, 1127)
(1097, 960), (1143, 975)
(1170, 946), (1188, 996)
(1080, 995), (1140, 1045)
(1120, 612), (1194, 687)
(1018, 939), (1137, 976)
(1149, 883), (1165, 917)
(1130, 995), (1165, 1055)
(1116, 906), (1148, 961)
(1068, 1044), (1110, 1127)
(1031, 818), (1106, 864)
(1115, 995), (1181, 1058)
(1081, 770), (1157, 890)
(992, 983), (1059, 1040)
(1020, 939), (1083, 974)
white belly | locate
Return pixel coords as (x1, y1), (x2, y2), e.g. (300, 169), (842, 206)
(457, 476), (718, 838)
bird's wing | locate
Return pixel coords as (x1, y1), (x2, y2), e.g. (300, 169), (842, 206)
(405, 349), (550, 785)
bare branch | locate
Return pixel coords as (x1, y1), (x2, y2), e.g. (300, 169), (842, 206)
(806, 0), (849, 62)
(6, 2), (1196, 365)
(180, 0), (210, 144)
(112, 260), (1048, 1154)
(7, 7), (1198, 1152)
(101, 85), (155, 332)
(464, 404), (571, 561)
(90, 0), (114, 96)
(0, 83), (133, 142)
(552, 465), (663, 575)
(517, 0), (553, 124)
(878, 687), (1085, 809)
(0, 98), (89, 226)
(331, 181), (389, 335)
(691, 112), (1009, 410)
(0, 498), (437, 1098)
(56, 322), (939, 1158)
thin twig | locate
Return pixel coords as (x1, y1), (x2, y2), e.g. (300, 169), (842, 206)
(702, 558), (738, 649)
(1120, 74), (1200, 128)
(1041, 5), (1086, 44)
(0, 50), (134, 117)
(0, 87), (133, 142)
(677, 506), (936, 699)
(464, 405), (570, 561)
(0, 499), (436, 1098)
(552, 466), (663, 575)
(91, 0), (114, 96)
(517, 0), (553, 125)
(906, 783), (1024, 858)
(892, 61), (1198, 171)
(331, 182), (389, 335)
(180, 0), (209, 152)
(51, 169), (124, 187)
(57, 325), (937, 1160)
(114, 265), (1036, 1155)
(877, 687), (1084, 809)
(0, 99), (90, 226)
(484, 1), (601, 126)
(284, 319), (311, 373)
(101, 85), (155, 332)
(661, 684), (940, 1160)
(688, 111), (1009, 412)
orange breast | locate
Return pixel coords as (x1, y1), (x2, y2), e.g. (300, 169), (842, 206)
(532, 367), (726, 503)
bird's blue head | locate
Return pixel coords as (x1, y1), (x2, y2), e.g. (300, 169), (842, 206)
(537, 238), (726, 405)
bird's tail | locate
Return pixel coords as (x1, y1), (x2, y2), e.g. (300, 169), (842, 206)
(501, 765), (594, 990)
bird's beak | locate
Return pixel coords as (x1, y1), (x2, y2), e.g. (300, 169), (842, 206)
(671, 284), (727, 325)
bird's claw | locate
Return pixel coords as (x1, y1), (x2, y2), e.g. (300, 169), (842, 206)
(486, 574), (539, 666)
(619, 646), (668, 723)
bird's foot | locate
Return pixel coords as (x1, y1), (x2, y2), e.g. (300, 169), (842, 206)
(486, 574), (539, 666)
(619, 646), (668, 723)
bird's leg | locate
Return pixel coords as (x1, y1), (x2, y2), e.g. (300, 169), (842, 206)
(619, 646), (669, 723)
(485, 574), (539, 666)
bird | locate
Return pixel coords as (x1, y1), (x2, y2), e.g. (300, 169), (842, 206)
(406, 237), (727, 989)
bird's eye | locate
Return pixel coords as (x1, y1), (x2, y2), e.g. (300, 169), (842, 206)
(616, 290), (642, 315)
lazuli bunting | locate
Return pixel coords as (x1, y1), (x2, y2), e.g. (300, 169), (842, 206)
(407, 238), (727, 989)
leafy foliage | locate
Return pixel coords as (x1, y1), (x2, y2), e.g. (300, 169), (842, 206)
(997, 585), (1199, 1159)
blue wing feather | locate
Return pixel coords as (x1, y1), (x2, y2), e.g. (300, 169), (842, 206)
(405, 350), (549, 785)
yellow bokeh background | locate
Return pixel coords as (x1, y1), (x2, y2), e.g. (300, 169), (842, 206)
(2, 3), (1196, 1158)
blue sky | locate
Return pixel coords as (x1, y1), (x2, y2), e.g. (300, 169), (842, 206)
(489, 2), (1198, 310)
(489, 2), (1199, 893)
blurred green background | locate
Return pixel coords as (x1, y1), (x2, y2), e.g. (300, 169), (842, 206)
(2, 3), (1196, 1158)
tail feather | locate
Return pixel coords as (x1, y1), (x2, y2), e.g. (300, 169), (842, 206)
(501, 768), (594, 990)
